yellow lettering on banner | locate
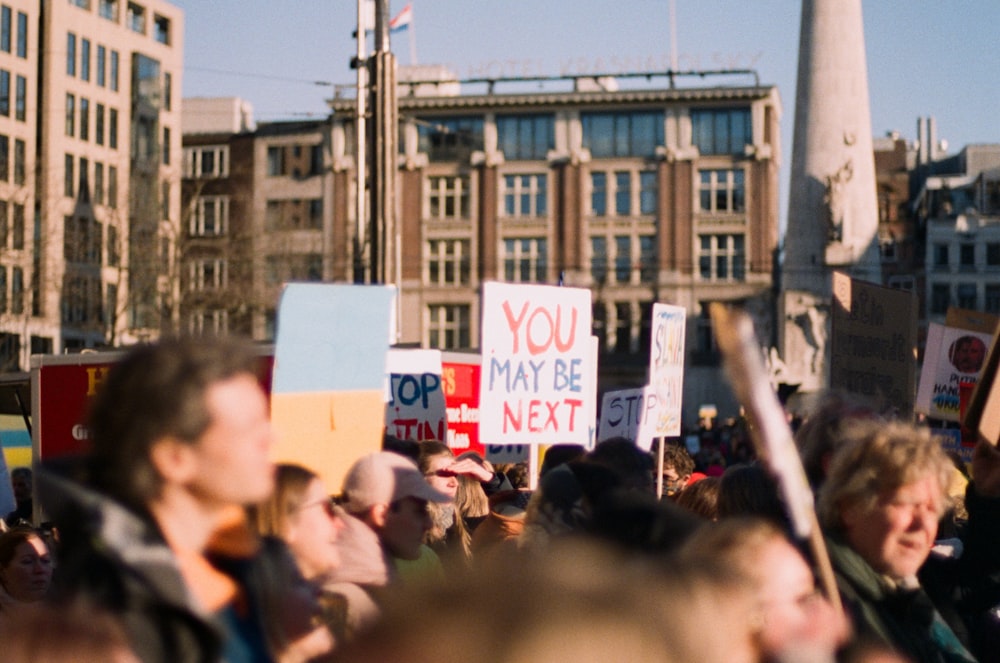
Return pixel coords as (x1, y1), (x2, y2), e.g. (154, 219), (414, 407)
(85, 367), (111, 397)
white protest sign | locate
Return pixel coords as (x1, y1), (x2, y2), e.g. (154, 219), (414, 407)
(648, 303), (686, 437)
(479, 282), (593, 445)
(597, 386), (659, 451)
(385, 349), (447, 442)
(915, 323), (992, 422)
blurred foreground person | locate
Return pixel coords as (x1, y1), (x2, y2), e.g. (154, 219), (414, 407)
(334, 538), (762, 663)
(0, 526), (53, 621)
(38, 337), (278, 663)
(1, 599), (140, 662)
(817, 420), (976, 663)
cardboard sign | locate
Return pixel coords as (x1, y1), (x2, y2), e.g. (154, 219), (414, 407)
(830, 272), (917, 415)
(441, 353), (483, 455)
(963, 322), (1000, 445)
(385, 349), (447, 443)
(596, 386), (659, 450)
(915, 323), (993, 421)
(479, 282), (593, 445)
(270, 283), (396, 491)
(648, 303), (686, 437)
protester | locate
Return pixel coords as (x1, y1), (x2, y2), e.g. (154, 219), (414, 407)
(5, 467), (33, 526)
(794, 388), (880, 491)
(0, 527), (53, 622)
(38, 336), (278, 663)
(587, 436), (655, 493)
(1, 599), (140, 662)
(674, 475), (721, 521)
(716, 463), (791, 531)
(661, 442), (696, 497)
(817, 419), (977, 662)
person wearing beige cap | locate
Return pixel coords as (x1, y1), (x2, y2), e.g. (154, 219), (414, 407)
(341, 452), (451, 562)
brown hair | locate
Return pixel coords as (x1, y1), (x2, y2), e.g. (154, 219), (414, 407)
(0, 527), (46, 570)
(249, 463), (318, 539)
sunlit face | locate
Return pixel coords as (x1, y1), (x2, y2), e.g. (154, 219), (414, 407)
(285, 478), (343, 581)
(423, 454), (458, 501)
(188, 374), (276, 508)
(0, 535), (53, 602)
(381, 497), (431, 560)
(842, 474), (943, 580)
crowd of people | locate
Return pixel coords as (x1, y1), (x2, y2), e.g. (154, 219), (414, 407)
(0, 335), (998, 662)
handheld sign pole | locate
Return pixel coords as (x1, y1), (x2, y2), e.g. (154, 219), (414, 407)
(656, 437), (665, 499)
(709, 303), (841, 612)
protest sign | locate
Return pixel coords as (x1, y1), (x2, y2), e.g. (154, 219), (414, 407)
(479, 282), (593, 446)
(963, 322), (1000, 445)
(830, 272), (917, 415)
(596, 386), (659, 450)
(441, 352), (483, 454)
(915, 323), (993, 421)
(648, 303), (686, 437)
(271, 283), (396, 491)
(385, 349), (447, 443)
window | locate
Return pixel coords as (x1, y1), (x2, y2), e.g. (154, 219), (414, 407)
(988, 243), (1000, 268)
(94, 162), (104, 205)
(126, 2), (144, 33)
(110, 51), (119, 91)
(185, 145), (229, 178)
(691, 108), (752, 155)
(13, 75), (23, 121)
(591, 236), (608, 284)
(163, 71), (171, 111)
(64, 216), (100, 264)
(67, 33), (77, 76)
(265, 254), (323, 285)
(13, 138), (23, 184)
(153, 14), (169, 44)
(64, 154), (74, 197)
(614, 236), (631, 283)
(97, 45), (106, 86)
(107, 224), (119, 265)
(501, 174), (547, 218)
(699, 169), (746, 212)
(987, 285), (1000, 314)
(639, 235), (656, 283)
(581, 111), (665, 158)
(71, 0), (90, 9)
(99, 0), (118, 21)
(0, 134), (7, 181)
(81, 38), (91, 81)
(639, 171), (658, 215)
(615, 171), (631, 216)
(417, 116), (484, 162)
(14, 11), (23, 58)
(79, 98), (89, 140)
(427, 175), (470, 220)
(427, 304), (470, 349)
(65, 94), (75, 136)
(591, 172), (607, 216)
(11, 266), (22, 314)
(189, 258), (226, 291)
(95, 104), (104, 144)
(109, 108), (118, 148)
(108, 165), (117, 208)
(0, 201), (6, 246)
(267, 146), (284, 176)
(11, 203), (22, 248)
(189, 310), (229, 336)
(78, 157), (89, 202)
(496, 114), (554, 161)
(614, 302), (632, 353)
(698, 233), (746, 281)
(0, 69), (8, 116)
(191, 197), (229, 236)
(932, 243), (949, 270)
(162, 127), (170, 165)
(592, 302), (607, 350)
(0, 268), (5, 313)
(957, 283), (977, 310)
(693, 303), (720, 365)
(264, 199), (322, 231)
(0, 7), (8, 53)
(502, 238), (547, 283)
(426, 239), (471, 286)
(959, 243), (975, 270)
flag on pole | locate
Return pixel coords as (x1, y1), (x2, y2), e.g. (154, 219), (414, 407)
(390, 3), (412, 32)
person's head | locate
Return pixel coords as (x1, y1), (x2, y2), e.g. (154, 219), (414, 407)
(717, 463), (788, 529)
(9, 467), (31, 504)
(539, 444), (586, 478)
(0, 527), (53, 603)
(587, 437), (654, 493)
(795, 389), (880, 490)
(251, 464), (342, 581)
(0, 599), (140, 663)
(678, 517), (847, 659)
(87, 336), (275, 514)
(417, 441), (457, 501)
(674, 476), (721, 520)
(818, 420), (952, 580)
(341, 452), (450, 560)
(949, 335), (986, 374)
(661, 444), (695, 496)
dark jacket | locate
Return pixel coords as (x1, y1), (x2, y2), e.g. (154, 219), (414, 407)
(825, 531), (977, 663)
(38, 467), (224, 663)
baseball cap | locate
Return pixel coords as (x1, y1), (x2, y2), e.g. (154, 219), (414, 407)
(341, 451), (451, 513)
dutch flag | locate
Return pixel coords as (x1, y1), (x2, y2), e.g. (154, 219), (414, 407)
(390, 3), (413, 33)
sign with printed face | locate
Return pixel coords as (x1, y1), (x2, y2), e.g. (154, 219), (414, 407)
(385, 349), (447, 443)
(648, 303), (686, 437)
(916, 323), (993, 422)
(479, 282), (593, 446)
(596, 386), (659, 450)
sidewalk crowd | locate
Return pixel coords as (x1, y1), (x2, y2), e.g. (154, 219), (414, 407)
(0, 335), (998, 662)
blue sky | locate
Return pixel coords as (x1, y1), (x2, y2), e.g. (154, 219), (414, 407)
(174, 1), (1000, 231)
